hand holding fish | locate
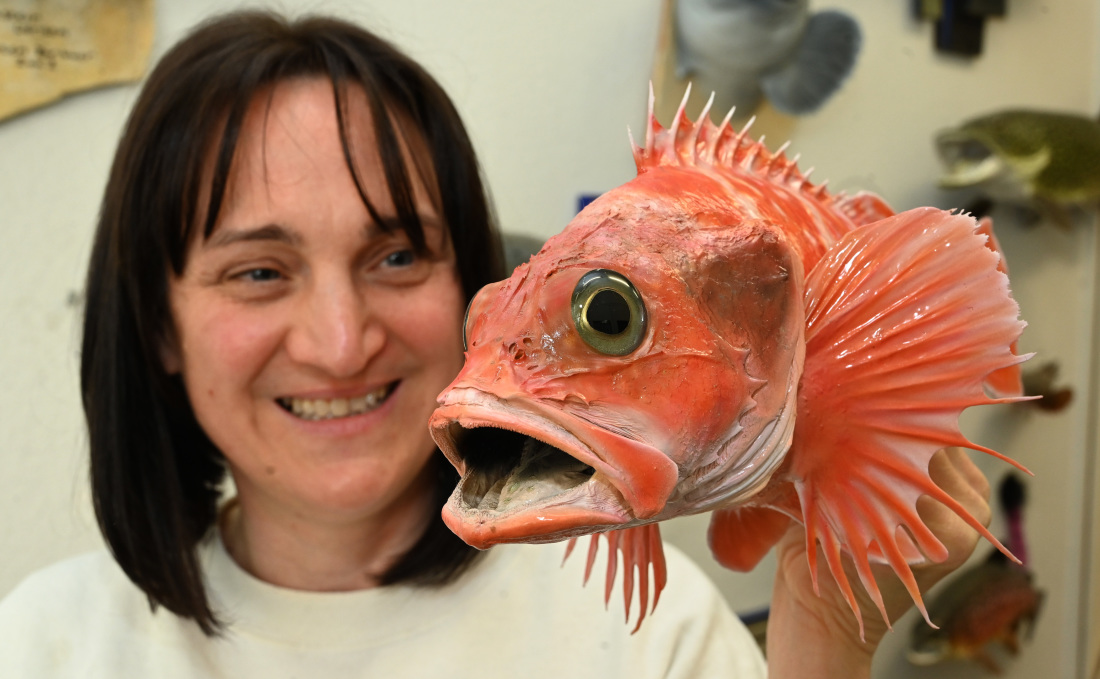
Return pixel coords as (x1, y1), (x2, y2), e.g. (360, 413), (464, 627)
(767, 447), (991, 677)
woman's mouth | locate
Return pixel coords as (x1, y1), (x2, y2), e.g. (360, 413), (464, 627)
(277, 382), (396, 421)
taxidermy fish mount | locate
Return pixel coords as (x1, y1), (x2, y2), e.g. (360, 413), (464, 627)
(907, 473), (1042, 673)
(673, 0), (862, 117)
(936, 108), (1100, 227)
(1020, 361), (1073, 413)
(431, 85), (1032, 635)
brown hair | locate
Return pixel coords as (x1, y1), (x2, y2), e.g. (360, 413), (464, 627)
(81, 10), (503, 635)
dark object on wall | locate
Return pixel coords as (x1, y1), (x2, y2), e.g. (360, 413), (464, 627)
(1021, 361), (1074, 413)
(907, 473), (1043, 673)
(913, 0), (1006, 56)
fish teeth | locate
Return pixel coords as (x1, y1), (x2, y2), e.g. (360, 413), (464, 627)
(281, 385), (392, 421)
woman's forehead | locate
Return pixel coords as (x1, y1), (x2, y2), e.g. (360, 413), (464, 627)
(201, 77), (442, 233)
(241, 78), (432, 180)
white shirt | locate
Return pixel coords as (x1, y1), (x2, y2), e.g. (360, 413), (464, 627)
(0, 534), (765, 678)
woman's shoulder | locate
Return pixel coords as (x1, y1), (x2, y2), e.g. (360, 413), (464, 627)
(0, 549), (133, 614)
(0, 550), (162, 675)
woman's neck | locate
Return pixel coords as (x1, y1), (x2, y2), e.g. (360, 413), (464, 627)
(219, 474), (434, 591)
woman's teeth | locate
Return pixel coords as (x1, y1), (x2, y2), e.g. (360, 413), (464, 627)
(281, 384), (392, 421)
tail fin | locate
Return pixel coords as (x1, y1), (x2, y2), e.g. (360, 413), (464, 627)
(791, 207), (1032, 637)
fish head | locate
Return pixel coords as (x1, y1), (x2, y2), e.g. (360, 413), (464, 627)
(935, 112), (1052, 202)
(907, 623), (951, 666)
(430, 165), (805, 548)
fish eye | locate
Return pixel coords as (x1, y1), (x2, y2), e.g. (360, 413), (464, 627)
(571, 269), (647, 356)
(462, 294), (476, 352)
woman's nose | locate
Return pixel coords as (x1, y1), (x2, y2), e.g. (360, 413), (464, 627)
(285, 277), (384, 377)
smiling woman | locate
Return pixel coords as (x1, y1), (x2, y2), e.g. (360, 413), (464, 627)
(163, 77), (469, 592)
(74, 13), (501, 630)
(0, 9), (770, 679)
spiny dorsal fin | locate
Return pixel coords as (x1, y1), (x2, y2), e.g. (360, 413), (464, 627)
(631, 83), (832, 201)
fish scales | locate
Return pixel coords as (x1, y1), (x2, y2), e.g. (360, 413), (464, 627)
(430, 87), (1030, 635)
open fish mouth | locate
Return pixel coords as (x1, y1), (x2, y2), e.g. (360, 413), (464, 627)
(935, 135), (1004, 188)
(448, 426), (597, 513)
(430, 390), (637, 548)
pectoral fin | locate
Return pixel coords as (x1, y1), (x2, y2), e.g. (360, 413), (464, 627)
(792, 207), (1031, 636)
(707, 505), (792, 572)
(563, 524), (667, 634)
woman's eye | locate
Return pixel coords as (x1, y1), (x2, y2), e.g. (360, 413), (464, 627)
(238, 268), (282, 282)
(384, 249), (416, 267)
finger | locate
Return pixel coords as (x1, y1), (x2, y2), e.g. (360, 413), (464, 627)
(942, 446), (992, 502)
(927, 448), (992, 529)
(910, 449), (991, 575)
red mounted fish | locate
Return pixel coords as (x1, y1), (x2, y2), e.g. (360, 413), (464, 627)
(429, 87), (1031, 635)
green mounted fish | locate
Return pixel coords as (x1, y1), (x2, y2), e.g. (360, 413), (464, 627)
(936, 109), (1100, 224)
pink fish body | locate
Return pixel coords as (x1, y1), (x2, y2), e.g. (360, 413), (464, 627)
(430, 89), (1029, 632)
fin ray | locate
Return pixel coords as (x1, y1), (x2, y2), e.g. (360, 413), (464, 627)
(563, 525), (667, 633)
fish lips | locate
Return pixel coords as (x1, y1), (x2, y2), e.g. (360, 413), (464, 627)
(430, 387), (679, 548)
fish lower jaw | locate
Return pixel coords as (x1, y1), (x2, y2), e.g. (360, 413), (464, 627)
(442, 491), (631, 549)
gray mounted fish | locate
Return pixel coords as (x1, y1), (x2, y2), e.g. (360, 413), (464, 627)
(674, 0), (861, 116)
(936, 109), (1100, 225)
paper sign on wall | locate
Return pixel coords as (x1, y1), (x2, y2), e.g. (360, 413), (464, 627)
(0, 0), (153, 122)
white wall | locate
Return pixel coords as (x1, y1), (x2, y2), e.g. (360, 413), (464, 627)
(1, 2), (1096, 677)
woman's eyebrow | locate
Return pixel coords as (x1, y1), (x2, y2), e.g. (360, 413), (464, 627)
(368, 216), (414, 233)
(206, 224), (303, 248)
(366, 215), (442, 237)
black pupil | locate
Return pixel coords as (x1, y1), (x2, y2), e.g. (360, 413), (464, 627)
(586, 289), (630, 335)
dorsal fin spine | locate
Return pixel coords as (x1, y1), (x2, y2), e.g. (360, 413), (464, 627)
(798, 167), (816, 192)
(636, 87), (838, 204)
(765, 141), (792, 174)
(667, 83), (693, 165)
(734, 115), (756, 149)
(744, 135), (765, 171)
(644, 82), (656, 161)
(783, 153), (802, 181)
(707, 106), (737, 165)
(691, 91), (716, 164)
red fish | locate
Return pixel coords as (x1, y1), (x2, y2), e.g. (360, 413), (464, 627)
(429, 87), (1031, 634)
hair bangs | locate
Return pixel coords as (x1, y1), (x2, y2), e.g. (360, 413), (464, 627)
(185, 39), (434, 264)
